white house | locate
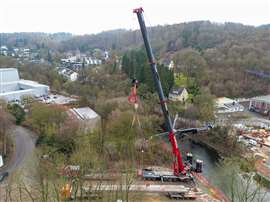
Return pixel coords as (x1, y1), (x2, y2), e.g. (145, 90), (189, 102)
(161, 58), (174, 70)
(0, 46), (8, 56)
(57, 67), (78, 82)
(168, 61), (174, 70)
(0, 46), (8, 51)
(67, 56), (77, 63)
(104, 51), (109, 60)
(169, 87), (189, 102)
(0, 155), (3, 167)
(85, 57), (102, 65)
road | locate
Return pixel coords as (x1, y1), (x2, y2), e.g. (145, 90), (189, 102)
(0, 126), (36, 174)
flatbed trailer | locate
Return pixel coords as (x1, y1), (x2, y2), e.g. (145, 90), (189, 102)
(142, 168), (194, 182)
(167, 192), (197, 200)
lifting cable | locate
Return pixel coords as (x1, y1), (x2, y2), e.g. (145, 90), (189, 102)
(128, 78), (149, 169)
(128, 79), (141, 128)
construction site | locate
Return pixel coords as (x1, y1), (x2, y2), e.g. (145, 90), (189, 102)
(1, 4), (269, 202)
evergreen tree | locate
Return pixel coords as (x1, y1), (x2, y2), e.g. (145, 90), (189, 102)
(122, 49), (174, 96)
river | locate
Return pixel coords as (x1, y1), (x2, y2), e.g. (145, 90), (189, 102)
(178, 139), (270, 202)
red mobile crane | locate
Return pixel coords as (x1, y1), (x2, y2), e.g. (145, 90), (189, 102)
(133, 7), (212, 178)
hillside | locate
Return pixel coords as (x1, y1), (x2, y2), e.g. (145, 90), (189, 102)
(1, 21), (269, 97)
(0, 32), (72, 49)
(59, 21), (270, 97)
(59, 21), (270, 55)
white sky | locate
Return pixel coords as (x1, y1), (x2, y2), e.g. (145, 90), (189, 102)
(0, 0), (269, 35)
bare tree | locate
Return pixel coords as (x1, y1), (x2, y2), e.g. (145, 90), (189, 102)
(216, 157), (268, 202)
(0, 109), (13, 156)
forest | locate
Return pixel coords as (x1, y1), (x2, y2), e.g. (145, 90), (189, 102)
(58, 21), (270, 97)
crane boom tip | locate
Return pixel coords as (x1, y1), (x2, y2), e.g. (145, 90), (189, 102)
(133, 7), (144, 13)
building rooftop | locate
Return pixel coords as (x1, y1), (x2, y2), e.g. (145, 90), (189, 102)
(58, 67), (78, 76)
(216, 97), (236, 107)
(70, 107), (99, 121)
(215, 97), (244, 113)
(251, 95), (270, 104)
(216, 97), (235, 103)
(19, 79), (48, 87)
(0, 68), (17, 71)
(170, 87), (186, 95)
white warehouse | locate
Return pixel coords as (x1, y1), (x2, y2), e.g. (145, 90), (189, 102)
(0, 68), (49, 102)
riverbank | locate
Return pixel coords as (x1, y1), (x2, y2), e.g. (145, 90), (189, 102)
(190, 127), (244, 158)
(192, 172), (230, 202)
(189, 137), (224, 158)
(190, 131), (270, 198)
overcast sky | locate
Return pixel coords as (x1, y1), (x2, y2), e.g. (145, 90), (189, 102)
(0, 0), (269, 35)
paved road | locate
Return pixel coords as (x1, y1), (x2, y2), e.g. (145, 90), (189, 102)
(0, 126), (36, 174)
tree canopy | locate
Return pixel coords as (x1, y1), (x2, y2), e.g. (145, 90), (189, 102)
(122, 49), (174, 96)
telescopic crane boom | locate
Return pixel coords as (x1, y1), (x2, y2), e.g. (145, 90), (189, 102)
(133, 7), (185, 175)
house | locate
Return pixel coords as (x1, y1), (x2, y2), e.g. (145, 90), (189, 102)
(84, 57), (102, 65)
(0, 46), (8, 56)
(61, 54), (103, 70)
(57, 67), (78, 82)
(249, 95), (270, 117)
(161, 58), (174, 70)
(62, 165), (80, 177)
(0, 68), (49, 102)
(104, 51), (109, 60)
(22, 48), (30, 58)
(169, 87), (189, 102)
(215, 97), (244, 113)
(60, 56), (77, 66)
(168, 61), (174, 70)
(0, 155), (3, 168)
(68, 107), (101, 132)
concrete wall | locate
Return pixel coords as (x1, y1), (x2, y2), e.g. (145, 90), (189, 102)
(0, 68), (19, 82)
(0, 83), (19, 93)
(0, 86), (49, 102)
(0, 89), (33, 101)
(80, 116), (101, 132)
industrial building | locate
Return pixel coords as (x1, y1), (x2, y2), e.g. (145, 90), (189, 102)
(0, 68), (49, 102)
(249, 95), (270, 117)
